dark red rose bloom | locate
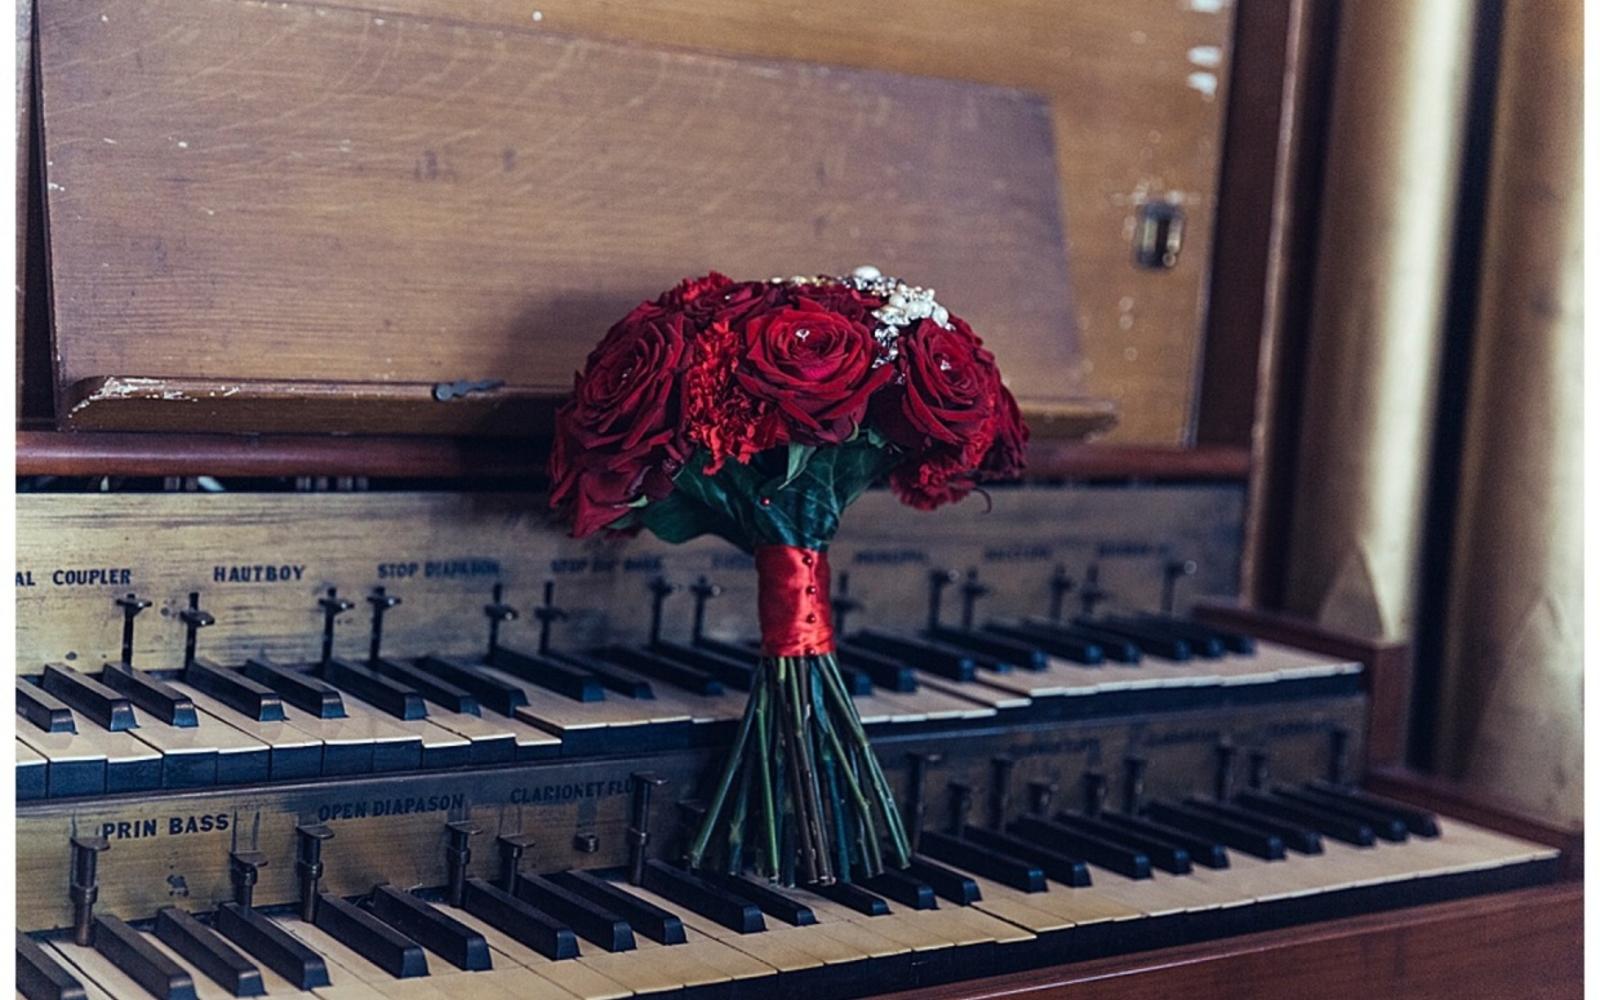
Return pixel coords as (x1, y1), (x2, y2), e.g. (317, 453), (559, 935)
(792, 280), (882, 326)
(678, 279), (785, 330)
(549, 312), (692, 536)
(978, 381), (1029, 480)
(734, 301), (895, 446)
(873, 315), (1001, 463)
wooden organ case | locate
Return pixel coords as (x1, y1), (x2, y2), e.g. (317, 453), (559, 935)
(14, 3), (1581, 1000)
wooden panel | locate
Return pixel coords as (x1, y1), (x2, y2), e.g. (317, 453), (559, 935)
(59, 376), (559, 437)
(882, 883), (1582, 1000)
(36, 0), (1099, 432)
(17, 434), (1248, 482)
(354, 0), (1238, 443)
(14, 486), (1247, 671)
(55, 376), (1116, 440)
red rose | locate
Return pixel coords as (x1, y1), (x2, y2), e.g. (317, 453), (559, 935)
(735, 301), (894, 445)
(792, 281), (881, 326)
(978, 381), (1029, 480)
(678, 279), (785, 330)
(874, 316), (1001, 463)
(549, 312), (692, 536)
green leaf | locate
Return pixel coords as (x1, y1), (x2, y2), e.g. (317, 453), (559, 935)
(779, 443), (817, 489)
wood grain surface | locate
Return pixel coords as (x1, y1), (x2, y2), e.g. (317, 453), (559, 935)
(878, 882), (1582, 1000)
(34, 0), (1231, 444)
(36, 0), (1095, 430)
(348, 0), (1238, 443)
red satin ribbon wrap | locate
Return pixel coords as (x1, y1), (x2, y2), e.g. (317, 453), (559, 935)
(755, 545), (835, 657)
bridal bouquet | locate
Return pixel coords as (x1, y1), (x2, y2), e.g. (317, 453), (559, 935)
(549, 266), (1028, 885)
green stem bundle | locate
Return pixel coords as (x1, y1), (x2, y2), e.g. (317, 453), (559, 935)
(685, 652), (910, 886)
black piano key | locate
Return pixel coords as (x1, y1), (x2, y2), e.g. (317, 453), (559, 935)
(412, 656), (528, 716)
(548, 871), (686, 944)
(813, 882), (890, 916)
(1305, 781), (1441, 837)
(907, 856), (981, 905)
(1277, 786), (1409, 841)
(369, 658), (481, 715)
(546, 652), (656, 699)
(958, 825), (1094, 886)
(93, 914), (197, 1000)
(98, 667), (200, 728)
(313, 893), (427, 978)
(862, 869), (937, 910)
(1009, 816), (1152, 880)
(925, 628), (1049, 671)
(491, 647), (605, 702)
(596, 647), (724, 697)
(837, 646), (919, 693)
(1075, 618), (1191, 660)
(1049, 813), (1192, 875)
(1233, 791), (1376, 847)
(322, 660), (428, 720)
(1116, 616), (1226, 658)
(710, 875), (817, 926)
(1044, 623), (1145, 664)
(1146, 802), (1285, 860)
(691, 637), (759, 665)
(917, 831), (1046, 892)
(184, 662), (286, 723)
(243, 660), (345, 719)
(18, 752), (46, 800)
(368, 885), (492, 970)
(154, 907), (265, 997)
(515, 874), (636, 952)
(1097, 812), (1229, 869)
(42, 666), (137, 732)
(653, 641), (756, 691)
(17, 931), (87, 1000)
(848, 631), (979, 680)
(1184, 798), (1324, 854)
(1141, 614), (1256, 654)
(17, 679), (76, 733)
(213, 902), (331, 990)
(981, 624), (1110, 665)
(462, 878), (580, 959)
(837, 663), (874, 695)
(641, 861), (765, 933)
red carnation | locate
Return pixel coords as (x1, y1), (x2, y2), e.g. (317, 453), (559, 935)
(682, 320), (785, 473)
(888, 450), (976, 510)
(656, 271), (734, 311)
(735, 301), (894, 446)
(549, 312), (692, 536)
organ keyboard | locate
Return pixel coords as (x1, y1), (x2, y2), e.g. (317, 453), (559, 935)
(13, 489), (1570, 1000)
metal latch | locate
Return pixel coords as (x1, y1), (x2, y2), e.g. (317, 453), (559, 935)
(1132, 201), (1184, 269)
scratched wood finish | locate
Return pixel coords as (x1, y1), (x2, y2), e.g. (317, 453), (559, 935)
(351, 0), (1238, 443)
(14, 486), (1245, 672)
(882, 882), (1582, 1000)
(36, 0), (1098, 435)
